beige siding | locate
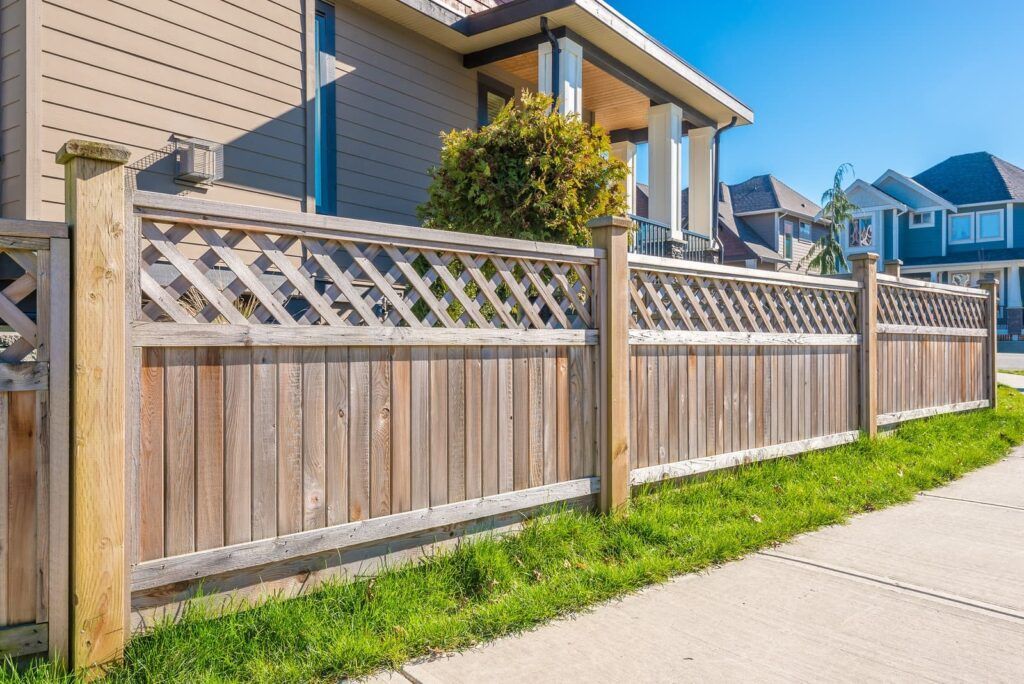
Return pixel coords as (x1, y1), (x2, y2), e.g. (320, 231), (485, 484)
(333, 0), (476, 225)
(35, 0), (308, 221)
(1, 0), (27, 218)
(26, 0), (479, 225)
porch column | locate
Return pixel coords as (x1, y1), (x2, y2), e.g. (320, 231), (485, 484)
(1007, 264), (1023, 339)
(687, 126), (715, 239)
(648, 103), (683, 237)
(538, 36), (583, 117)
(610, 140), (637, 215)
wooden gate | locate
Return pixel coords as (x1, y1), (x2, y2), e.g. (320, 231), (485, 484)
(0, 219), (70, 660)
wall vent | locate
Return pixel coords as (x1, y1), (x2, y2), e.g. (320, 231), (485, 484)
(174, 137), (224, 186)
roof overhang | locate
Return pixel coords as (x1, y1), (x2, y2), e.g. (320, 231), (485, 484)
(353, 0), (754, 127)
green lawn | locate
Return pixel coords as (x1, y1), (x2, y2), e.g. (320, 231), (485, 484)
(8, 386), (1024, 684)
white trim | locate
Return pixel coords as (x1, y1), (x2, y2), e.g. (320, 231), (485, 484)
(630, 432), (862, 486)
(953, 200), (1020, 209)
(975, 209), (1004, 243)
(1008, 202), (1015, 249)
(909, 210), (934, 228)
(893, 209), (901, 260)
(133, 477), (601, 591)
(878, 401), (991, 428)
(941, 209), (947, 256)
(947, 212), (975, 245)
(846, 210), (877, 252)
(735, 208), (823, 222)
(903, 258), (1024, 273)
(1007, 264), (1022, 308)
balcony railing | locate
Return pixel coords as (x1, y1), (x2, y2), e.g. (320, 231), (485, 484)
(627, 215), (721, 263)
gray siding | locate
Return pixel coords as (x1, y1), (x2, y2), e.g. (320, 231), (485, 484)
(333, 0), (476, 225)
(0, 0), (26, 218)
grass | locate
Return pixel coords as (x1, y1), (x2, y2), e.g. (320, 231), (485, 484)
(7, 385), (1024, 684)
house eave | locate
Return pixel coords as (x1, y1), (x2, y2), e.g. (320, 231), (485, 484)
(355, 0), (754, 127)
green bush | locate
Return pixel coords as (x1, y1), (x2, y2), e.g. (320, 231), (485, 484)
(418, 92), (629, 247)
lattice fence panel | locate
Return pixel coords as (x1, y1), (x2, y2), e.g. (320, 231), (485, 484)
(137, 220), (595, 330)
(877, 283), (986, 329)
(628, 267), (859, 335)
(0, 247), (42, 362)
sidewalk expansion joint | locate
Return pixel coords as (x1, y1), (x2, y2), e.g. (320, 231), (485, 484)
(918, 492), (1024, 512)
(759, 551), (1024, 623)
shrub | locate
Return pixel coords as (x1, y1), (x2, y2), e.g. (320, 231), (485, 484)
(418, 92), (629, 247)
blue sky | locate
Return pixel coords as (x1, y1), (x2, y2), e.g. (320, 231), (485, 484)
(621, 0), (1024, 204)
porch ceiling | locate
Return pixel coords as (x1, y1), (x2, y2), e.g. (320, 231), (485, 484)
(495, 52), (650, 132)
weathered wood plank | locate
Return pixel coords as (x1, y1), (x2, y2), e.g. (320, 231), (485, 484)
(164, 349), (195, 557)
(139, 349), (165, 561)
(251, 347), (278, 541)
(302, 348), (327, 530)
(326, 347), (350, 526)
(370, 348), (392, 518)
(429, 347), (448, 506)
(409, 348), (430, 510)
(391, 347), (412, 514)
(480, 348), (499, 497)
(223, 348), (252, 545)
(447, 348), (467, 503)
(195, 348), (225, 552)
(277, 348), (303, 536)
(465, 347), (483, 500)
(348, 348), (371, 522)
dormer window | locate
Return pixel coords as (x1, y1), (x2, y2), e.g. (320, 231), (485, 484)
(910, 211), (934, 228)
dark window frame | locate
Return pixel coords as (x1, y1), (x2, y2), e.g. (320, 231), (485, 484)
(477, 74), (515, 128)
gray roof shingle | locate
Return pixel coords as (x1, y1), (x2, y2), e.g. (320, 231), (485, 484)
(912, 152), (1024, 205)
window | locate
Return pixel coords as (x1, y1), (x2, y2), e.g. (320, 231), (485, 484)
(910, 211), (934, 228)
(784, 235), (793, 259)
(950, 272), (972, 288)
(799, 222), (812, 241)
(478, 75), (514, 128)
(313, 2), (337, 215)
(977, 210), (1004, 241)
(849, 215), (873, 247)
(948, 214), (974, 244)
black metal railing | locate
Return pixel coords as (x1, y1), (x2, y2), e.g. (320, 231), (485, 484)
(627, 215), (721, 263)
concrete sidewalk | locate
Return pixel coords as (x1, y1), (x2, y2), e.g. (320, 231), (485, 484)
(377, 449), (1024, 683)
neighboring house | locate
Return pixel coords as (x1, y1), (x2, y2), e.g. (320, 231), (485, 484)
(636, 175), (830, 272)
(0, 0), (752, 251)
(841, 152), (1024, 338)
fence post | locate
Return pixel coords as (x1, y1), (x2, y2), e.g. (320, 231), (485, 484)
(884, 259), (902, 277)
(589, 215), (631, 512)
(851, 253), (879, 437)
(57, 139), (132, 672)
(979, 275), (999, 409)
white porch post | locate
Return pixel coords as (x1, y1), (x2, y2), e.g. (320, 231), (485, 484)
(538, 37), (583, 117)
(648, 103), (684, 237)
(610, 141), (637, 215)
(687, 126), (715, 239)
(1008, 264), (1022, 308)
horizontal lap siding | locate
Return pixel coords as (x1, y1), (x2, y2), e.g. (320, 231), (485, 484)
(333, 1), (476, 225)
(37, 0), (307, 221)
(1, 0), (27, 218)
(629, 345), (857, 469)
(878, 335), (986, 415)
(135, 345), (597, 564)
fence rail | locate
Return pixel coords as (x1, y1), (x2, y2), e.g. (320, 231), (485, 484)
(1, 141), (1001, 671)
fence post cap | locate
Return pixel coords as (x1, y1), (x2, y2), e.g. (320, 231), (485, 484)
(849, 252), (880, 263)
(978, 274), (999, 286)
(884, 259), (903, 267)
(587, 215), (634, 231)
(56, 139), (131, 166)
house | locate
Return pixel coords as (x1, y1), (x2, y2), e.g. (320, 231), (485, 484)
(636, 175), (831, 272)
(0, 0), (752, 252)
(842, 152), (1024, 338)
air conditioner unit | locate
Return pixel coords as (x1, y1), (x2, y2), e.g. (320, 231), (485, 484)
(175, 137), (224, 186)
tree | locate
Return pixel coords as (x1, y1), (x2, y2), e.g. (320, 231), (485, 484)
(418, 92), (628, 247)
(807, 163), (858, 275)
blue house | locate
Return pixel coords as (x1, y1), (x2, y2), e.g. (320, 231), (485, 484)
(842, 152), (1024, 338)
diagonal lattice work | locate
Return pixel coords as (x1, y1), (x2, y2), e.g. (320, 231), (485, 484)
(877, 283), (987, 329)
(0, 247), (42, 362)
(137, 219), (596, 330)
(628, 267), (859, 335)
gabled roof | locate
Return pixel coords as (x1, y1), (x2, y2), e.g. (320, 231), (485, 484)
(913, 152), (1024, 205)
(841, 179), (908, 213)
(729, 175), (822, 219)
(873, 169), (955, 211)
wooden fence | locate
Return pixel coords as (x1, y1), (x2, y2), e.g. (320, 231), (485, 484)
(0, 141), (1001, 670)
(0, 218), (69, 662)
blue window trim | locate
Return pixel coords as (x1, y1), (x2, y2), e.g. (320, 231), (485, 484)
(314, 2), (337, 215)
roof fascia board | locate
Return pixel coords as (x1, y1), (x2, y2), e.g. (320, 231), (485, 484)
(846, 179), (909, 212)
